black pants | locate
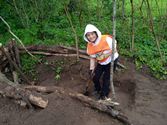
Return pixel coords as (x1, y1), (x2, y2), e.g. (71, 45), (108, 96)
(93, 58), (118, 97)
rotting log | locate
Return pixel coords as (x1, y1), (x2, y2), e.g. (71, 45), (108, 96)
(0, 71), (18, 86)
(24, 85), (132, 125)
(0, 72), (48, 108)
(0, 85), (48, 109)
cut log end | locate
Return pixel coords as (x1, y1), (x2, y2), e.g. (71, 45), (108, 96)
(29, 94), (48, 108)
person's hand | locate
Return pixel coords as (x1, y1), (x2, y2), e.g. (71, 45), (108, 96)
(96, 55), (104, 60)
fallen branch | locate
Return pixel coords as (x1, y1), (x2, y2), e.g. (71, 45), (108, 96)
(19, 45), (68, 54)
(0, 73), (48, 108)
(117, 62), (127, 69)
(59, 45), (126, 69)
(20, 50), (90, 60)
(25, 85), (132, 125)
(0, 45), (31, 84)
(20, 51), (77, 57)
(0, 86), (48, 109)
(59, 45), (87, 55)
(0, 71), (18, 87)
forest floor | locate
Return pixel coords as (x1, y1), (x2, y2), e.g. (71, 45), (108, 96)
(0, 52), (167, 125)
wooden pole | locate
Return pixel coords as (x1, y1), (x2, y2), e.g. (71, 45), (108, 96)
(130, 0), (134, 51)
(110, 0), (117, 99)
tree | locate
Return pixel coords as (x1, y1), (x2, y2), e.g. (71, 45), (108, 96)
(130, 0), (134, 51)
(64, 4), (79, 61)
(122, 0), (125, 18)
(110, 0), (117, 99)
(145, 0), (164, 64)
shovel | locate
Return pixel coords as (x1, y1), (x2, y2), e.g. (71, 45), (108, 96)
(83, 70), (95, 96)
(83, 78), (92, 96)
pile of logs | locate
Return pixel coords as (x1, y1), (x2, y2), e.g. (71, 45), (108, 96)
(0, 39), (30, 85)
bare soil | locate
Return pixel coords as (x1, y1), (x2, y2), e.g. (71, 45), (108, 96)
(0, 55), (167, 125)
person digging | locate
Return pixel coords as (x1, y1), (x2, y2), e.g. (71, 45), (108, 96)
(83, 24), (119, 100)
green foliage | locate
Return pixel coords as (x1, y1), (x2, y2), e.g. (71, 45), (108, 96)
(54, 61), (64, 80)
(0, 0), (167, 79)
(133, 41), (167, 79)
(20, 54), (42, 80)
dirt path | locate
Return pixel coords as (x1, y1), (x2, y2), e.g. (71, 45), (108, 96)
(0, 56), (166, 125)
(125, 73), (167, 125)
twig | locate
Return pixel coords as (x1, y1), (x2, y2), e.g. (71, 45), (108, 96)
(0, 16), (36, 59)
(117, 62), (127, 69)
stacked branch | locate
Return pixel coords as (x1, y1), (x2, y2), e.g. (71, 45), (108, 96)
(19, 45), (126, 69)
(0, 72), (48, 108)
(19, 45), (89, 59)
(0, 41), (30, 84)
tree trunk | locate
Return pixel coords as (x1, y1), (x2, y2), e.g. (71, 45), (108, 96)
(122, 0), (125, 19)
(145, 0), (164, 63)
(64, 5), (79, 61)
(130, 0), (135, 51)
(110, 0), (117, 99)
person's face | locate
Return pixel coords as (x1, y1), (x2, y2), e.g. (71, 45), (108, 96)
(86, 32), (97, 43)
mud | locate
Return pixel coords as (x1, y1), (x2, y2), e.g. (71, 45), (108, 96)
(0, 55), (167, 125)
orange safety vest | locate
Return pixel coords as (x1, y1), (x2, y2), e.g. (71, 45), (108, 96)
(87, 35), (112, 63)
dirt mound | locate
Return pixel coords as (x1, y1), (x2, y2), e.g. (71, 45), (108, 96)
(0, 55), (167, 125)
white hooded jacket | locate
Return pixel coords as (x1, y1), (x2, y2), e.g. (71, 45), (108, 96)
(83, 24), (119, 70)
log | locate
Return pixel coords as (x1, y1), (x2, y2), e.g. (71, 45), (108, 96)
(0, 86), (48, 109)
(20, 51), (78, 57)
(0, 73), (48, 108)
(0, 72), (18, 86)
(59, 45), (87, 55)
(19, 45), (68, 54)
(25, 85), (132, 125)
(20, 51), (90, 60)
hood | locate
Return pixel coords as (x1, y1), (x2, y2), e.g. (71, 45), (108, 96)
(83, 24), (102, 44)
